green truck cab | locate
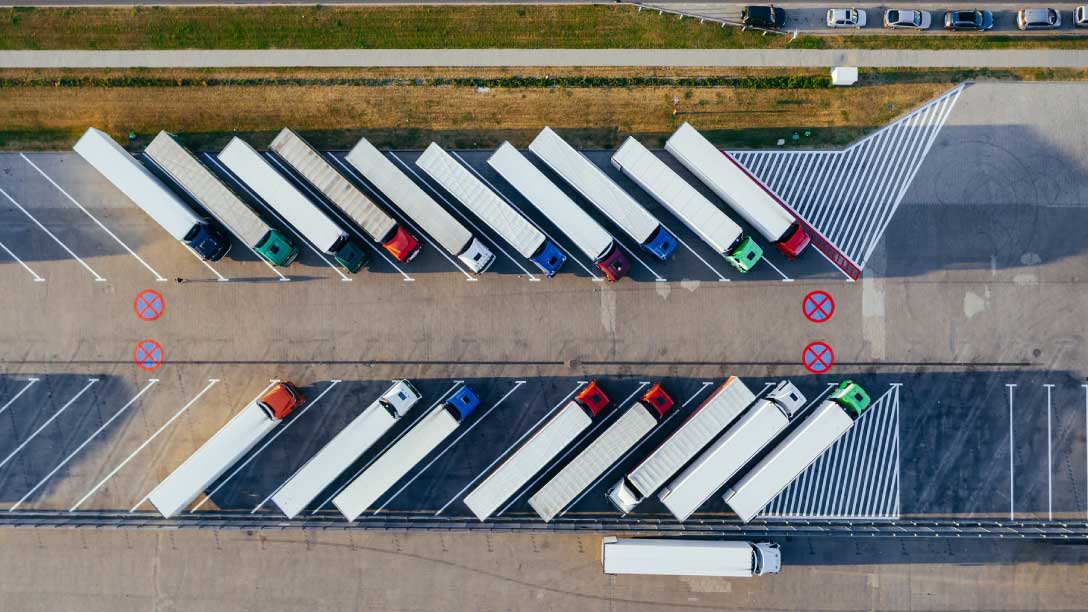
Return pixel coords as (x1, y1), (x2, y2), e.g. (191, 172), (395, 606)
(725, 236), (764, 273)
(830, 380), (871, 419)
(255, 229), (300, 267)
(332, 238), (371, 273)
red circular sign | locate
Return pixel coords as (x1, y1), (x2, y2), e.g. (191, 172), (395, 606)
(134, 290), (165, 322)
(802, 290), (834, 323)
(134, 339), (164, 371)
(802, 341), (835, 374)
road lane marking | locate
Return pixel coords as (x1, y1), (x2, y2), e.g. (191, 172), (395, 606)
(0, 185), (106, 282)
(1045, 383), (1054, 521)
(0, 378), (98, 473)
(1007, 383), (1016, 520)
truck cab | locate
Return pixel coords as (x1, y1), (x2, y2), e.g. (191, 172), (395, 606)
(382, 226), (423, 263)
(255, 230), (299, 267)
(725, 235), (764, 274)
(830, 380), (871, 418)
(575, 381), (610, 417)
(331, 237), (371, 273)
(766, 380), (806, 417)
(776, 222), (811, 259)
(460, 238), (496, 274)
(530, 241), (568, 277)
(445, 384), (481, 421)
(607, 478), (642, 514)
(597, 245), (630, 282)
(257, 382), (306, 421)
(643, 226), (679, 261)
(641, 384), (675, 419)
(186, 224), (232, 261)
(751, 542), (782, 575)
(379, 380), (422, 418)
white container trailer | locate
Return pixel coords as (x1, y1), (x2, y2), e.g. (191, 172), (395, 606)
(333, 384), (480, 521)
(607, 377), (755, 514)
(528, 127), (678, 261)
(602, 538), (781, 577)
(723, 381), (872, 523)
(271, 380), (422, 519)
(658, 381), (806, 522)
(144, 131), (299, 267)
(610, 136), (763, 274)
(487, 142), (631, 282)
(528, 384), (674, 522)
(269, 128), (422, 263)
(217, 137), (369, 273)
(345, 137), (495, 273)
(463, 382), (609, 521)
(147, 383), (304, 518)
(73, 127), (230, 261)
(664, 122), (810, 259)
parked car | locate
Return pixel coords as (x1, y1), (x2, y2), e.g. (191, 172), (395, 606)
(1017, 8), (1061, 29)
(741, 5), (786, 29)
(1077, 5), (1088, 27)
(827, 8), (867, 28)
(944, 9), (994, 30)
(884, 9), (932, 29)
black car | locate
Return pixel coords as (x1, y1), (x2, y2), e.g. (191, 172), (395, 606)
(943, 9), (994, 30)
(742, 5), (787, 29)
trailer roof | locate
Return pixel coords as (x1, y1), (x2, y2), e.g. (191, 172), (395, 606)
(603, 538), (755, 577)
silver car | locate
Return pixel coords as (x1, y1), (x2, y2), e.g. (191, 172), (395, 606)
(883, 8), (933, 29)
(1077, 5), (1088, 27)
(827, 8), (868, 27)
(1017, 7), (1061, 29)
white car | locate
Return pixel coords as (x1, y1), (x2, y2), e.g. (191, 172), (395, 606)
(1077, 6), (1088, 27)
(883, 9), (933, 29)
(1017, 7), (1060, 30)
(827, 8), (867, 27)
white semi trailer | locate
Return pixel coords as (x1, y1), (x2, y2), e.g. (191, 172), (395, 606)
(345, 137), (495, 273)
(217, 137), (370, 273)
(607, 377), (755, 514)
(271, 380), (422, 519)
(602, 538), (781, 577)
(73, 127), (231, 261)
(415, 143), (567, 276)
(610, 136), (763, 273)
(333, 384), (480, 521)
(487, 142), (631, 281)
(268, 128), (423, 263)
(144, 131), (299, 267)
(723, 381), (872, 523)
(664, 122), (811, 259)
(658, 381), (806, 522)
(528, 127), (678, 261)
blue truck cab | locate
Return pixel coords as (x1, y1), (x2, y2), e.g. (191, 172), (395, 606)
(185, 223), (232, 261)
(643, 226), (678, 261)
(445, 384), (481, 422)
(530, 240), (568, 277)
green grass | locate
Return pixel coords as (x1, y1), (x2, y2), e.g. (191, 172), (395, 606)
(1, 5), (1086, 50)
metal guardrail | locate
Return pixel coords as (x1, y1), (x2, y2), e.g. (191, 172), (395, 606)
(629, 2), (800, 40)
(3, 510), (1088, 539)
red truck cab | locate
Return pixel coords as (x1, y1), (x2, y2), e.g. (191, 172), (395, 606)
(640, 383), (675, 419)
(259, 382), (306, 420)
(575, 381), (610, 417)
(776, 222), (811, 259)
(382, 226), (423, 262)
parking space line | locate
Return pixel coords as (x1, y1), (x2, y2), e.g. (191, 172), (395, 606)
(660, 220), (730, 282)
(202, 154), (351, 282)
(184, 244), (230, 282)
(1084, 384), (1087, 521)
(310, 381), (464, 515)
(189, 380), (342, 513)
(390, 154), (539, 281)
(373, 380), (527, 515)
(0, 378), (98, 473)
(0, 186), (106, 282)
(436, 380), (587, 516)
(10, 378), (158, 512)
(266, 152), (415, 283)
(0, 378), (39, 419)
(558, 380), (715, 518)
(22, 154), (168, 282)
(496, 382), (649, 518)
(759, 254), (791, 282)
(72, 378), (219, 512)
(0, 238), (45, 282)
(1007, 383), (1016, 520)
(1045, 383), (1054, 521)
(449, 151), (603, 281)
(328, 153), (475, 281)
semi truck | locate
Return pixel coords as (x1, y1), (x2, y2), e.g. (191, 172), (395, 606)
(415, 143), (567, 276)
(664, 122), (811, 259)
(271, 380), (422, 519)
(345, 137), (495, 273)
(607, 377), (755, 514)
(487, 142), (630, 282)
(602, 538), (782, 577)
(658, 381), (806, 522)
(216, 137), (370, 273)
(723, 381), (872, 523)
(268, 128), (422, 263)
(463, 381), (610, 521)
(528, 384), (674, 522)
(148, 382), (305, 518)
(333, 384), (481, 521)
(73, 127), (231, 261)
(144, 132), (299, 267)
(610, 136), (763, 274)
(528, 127), (678, 261)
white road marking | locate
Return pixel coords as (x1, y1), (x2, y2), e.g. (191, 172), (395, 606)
(10, 378), (158, 512)
(71, 379), (219, 512)
(0, 378), (98, 473)
(1084, 384), (1087, 522)
(661, 221), (730, 282)
(22, 154), (167, 282)
(0, 185), (106, 282)
(183, 244), (230, 282)
(1007, 383), (1016, 521)
(0, 238), (44, 282)
(0, 378), (39, 419)
(1044, 383), (1054, 521)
